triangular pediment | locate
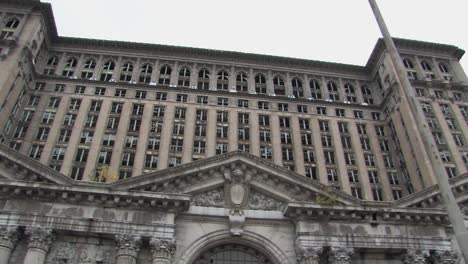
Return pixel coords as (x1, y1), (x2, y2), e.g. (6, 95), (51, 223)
(394, 173), (468, 214)
(111, 151), (360, 206)
(0, 145), (75, 185)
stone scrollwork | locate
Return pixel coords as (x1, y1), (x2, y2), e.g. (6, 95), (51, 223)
(114, 234), (142, 259)
(0, 226), (19, 250)
(296, 246), (323, 264)
(404, 249), (429, 264)
(247, 191), (285, 211)
(329, 247), (354, 264)
(432, 250), (459, 264)
(192, 189), (225, 207)
(150, 237), (177, 261)
(25, 226), (55, 252)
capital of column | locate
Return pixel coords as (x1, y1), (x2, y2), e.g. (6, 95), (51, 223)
(115, 234), (142, 259)
(150, 237), (177, 262)
(432, 250), (459, 264)
(404, 249), (429, 264)
(328, 247), (354, 264)
(296, 246), (323, 264)
(0, 226), (19, 250)
(24, 226), (54, 252)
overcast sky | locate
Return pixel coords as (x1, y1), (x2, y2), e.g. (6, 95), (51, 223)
(41, 0), (468, 71)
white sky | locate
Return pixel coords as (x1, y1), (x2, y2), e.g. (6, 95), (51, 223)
(41, 0), (468, 71)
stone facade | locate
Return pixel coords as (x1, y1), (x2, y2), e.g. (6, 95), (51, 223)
(0, 0), (467, 264)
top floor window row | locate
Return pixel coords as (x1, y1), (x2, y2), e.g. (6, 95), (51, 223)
(402, 57), (452, 81)
(43, 55), (379, 102)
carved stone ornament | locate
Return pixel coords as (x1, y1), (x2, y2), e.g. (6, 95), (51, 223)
(224, 168), (252, 236)
(432, 250), (459, 264)
(47, 242), (114, 264)
(296, 246), (323, 263)
(247, 191), (285, 211)
(329, 247), (354, 264)
(150, 237), (177, 261)
(114, 234), (142, 259)
(0, 226), (19, 250)
(191, 189), (225, 207)
(404, 249), (429, 264)
(25, 226), (54, 252)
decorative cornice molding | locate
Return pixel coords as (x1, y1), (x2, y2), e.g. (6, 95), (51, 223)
(285, 203), (450, 226)
(0, 179), (190, 212)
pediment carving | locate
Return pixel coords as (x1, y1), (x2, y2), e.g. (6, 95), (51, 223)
(191, 187), (285, 212)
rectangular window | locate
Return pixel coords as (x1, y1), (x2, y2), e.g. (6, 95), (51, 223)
(115, 89), (127, 97)
(218, 97), (229, 106)
(156, 92), (167, 101)
(258, 101), (269, 110)
(48, 97), (61, 108)
(177, 94), (188, 102)
(279, 116), (290, 128)
(95, 87), (106, 96)
(135, 90), (147, 99)
(175, 108), (186, 119)
(317, 106), (327, 115)
(85, 115), (98, 128)
(278, 103), (288, 112)
(197, 96), (208, 105)
(128, 119), (141, 131)
(297, 105), (308, 113)
(75, 86), (86, 94)
(145, 154), (158, 168)
(238, 99), (249, 108)
(238, 113), (249, 124)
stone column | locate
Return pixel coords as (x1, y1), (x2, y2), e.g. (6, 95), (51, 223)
(150, 238), (177, 264)
(431, 250), (458, 264)
(403, 249), (429, 264)
(115, 234), (141, 264)
(23, 227), (54, 264)
(0, 226), (19, 264)
(328, 247), (353, 264)
(296, 246), (322, 264)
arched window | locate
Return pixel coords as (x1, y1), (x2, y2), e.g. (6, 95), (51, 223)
(178, 67), (191, 87)
(217, 70), (229, 91)
(291, 78), (303, 98)
(255, 74), (267, 94)
(327, 81), (339, 101)
(438, 63), (452, 81)
(273, 76), (285, 96)
(119, 62), (134, 82)
(309, 79), (322, 99)
(420, 60), (435, 80)
(236, 72), (248, 92)
(62, 57), (78, 77)
(420, 61), (432, 71)
(439, 63), (450, 73)
(403, 58), (418, 80)
(159, 65), (171, 85)
(100, 60), (115, 82)
(44, 56), (58, 75)
(403, 58), (414, 69)
(344, 82), (356, 103)
(139, 64), (153, 84)
(1, 18), (20, 39)
(81, 59), (96, 79)
(361, 85), (374, 105)
(197, 69), (210, 90)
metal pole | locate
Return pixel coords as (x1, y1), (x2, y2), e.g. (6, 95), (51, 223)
(368, 0), (468, 261)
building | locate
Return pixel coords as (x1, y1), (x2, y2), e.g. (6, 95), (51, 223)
(0, 0), (467, 263)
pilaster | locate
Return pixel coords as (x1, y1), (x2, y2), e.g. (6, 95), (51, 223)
(115, 234), (142, 264)
(403, 249), (429, 264)
(0, 226), (19, 264)
(23, 226), (54, 264)
(296, 246), (322, 264)
(432, 250), (459, 264)
(150, 237), (177, 264)
(328, 247), (353, 264)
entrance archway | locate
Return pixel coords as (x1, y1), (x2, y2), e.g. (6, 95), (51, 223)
(193, 244), (272, 264)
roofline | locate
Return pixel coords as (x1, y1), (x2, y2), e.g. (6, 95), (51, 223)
(366, 38), (466, 70)
(3, 1), (465, 77)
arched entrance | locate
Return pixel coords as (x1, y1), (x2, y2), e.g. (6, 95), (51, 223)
(193, 244), (272, 264)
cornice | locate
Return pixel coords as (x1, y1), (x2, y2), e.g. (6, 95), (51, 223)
(285, 203), (450, 226)
(366, 38), (465, 74)
(0, 179), (191, 212)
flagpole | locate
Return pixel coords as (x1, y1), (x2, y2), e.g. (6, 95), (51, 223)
(368, 0), (468, 261)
